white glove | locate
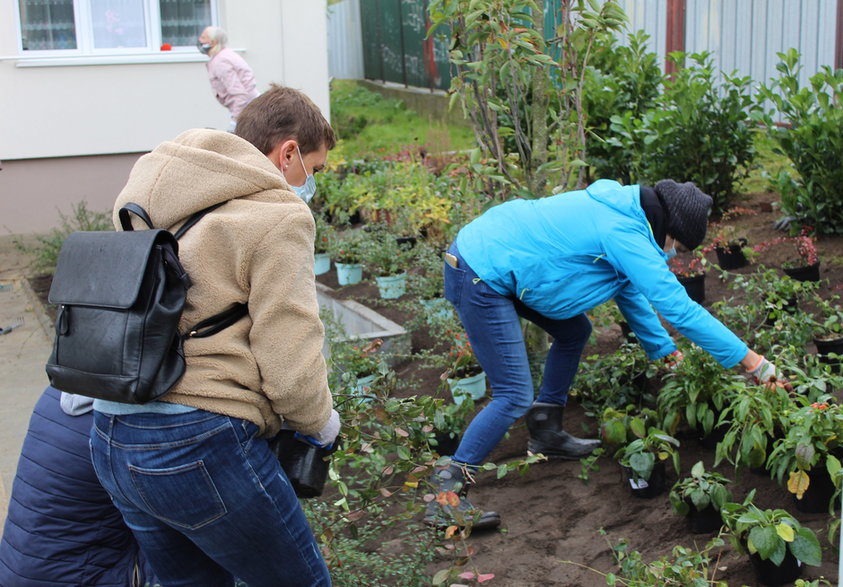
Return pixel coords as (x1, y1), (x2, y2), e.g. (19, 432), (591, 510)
(745, 356), (781, 385)
(309, 409), (341, 448)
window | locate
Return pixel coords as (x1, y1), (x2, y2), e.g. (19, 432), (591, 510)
(18, 0), (214, 53)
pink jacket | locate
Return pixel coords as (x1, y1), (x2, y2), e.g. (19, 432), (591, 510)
(206, 48), (259, 120)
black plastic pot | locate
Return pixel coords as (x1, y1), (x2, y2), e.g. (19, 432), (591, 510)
(270, 430), (338, 498)
(814, 335), (843, 372)
(793, 466), (837, 513)
(748, 549), (802, 586)
(432, 431), (461, 456)
(715, 239), (748, 270)
(783, 262), (820, 282)
(697, 421), (729, 450)
(677, 272), (706, 303)
(765, 296), (798, 326)
(687, 504), (723, 534)
(622, 461), (666, 499)
(395, 235), (417, 248)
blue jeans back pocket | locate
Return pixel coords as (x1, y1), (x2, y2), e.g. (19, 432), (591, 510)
(444, 261), (466, 307)
(130, 460), (227, 530)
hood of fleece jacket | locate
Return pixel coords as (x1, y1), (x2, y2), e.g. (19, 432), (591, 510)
(584, 179), (643, 221)
(113, 128), (298, 230)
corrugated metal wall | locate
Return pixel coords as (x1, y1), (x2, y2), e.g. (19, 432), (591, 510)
(683, 0), (837, 88)
(346, 0), (839, 92)
(328, 0), (365, 80)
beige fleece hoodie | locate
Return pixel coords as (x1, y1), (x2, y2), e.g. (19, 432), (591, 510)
(112, 129), (332, 437)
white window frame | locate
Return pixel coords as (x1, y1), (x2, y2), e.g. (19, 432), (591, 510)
(12, 0), (218, 66)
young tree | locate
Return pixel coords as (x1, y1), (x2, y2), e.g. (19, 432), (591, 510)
(428, 0), (627, 197)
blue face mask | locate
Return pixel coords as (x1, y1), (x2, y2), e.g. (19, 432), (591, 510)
(288, 145), (317, 203)
(665, 246), (677, 260)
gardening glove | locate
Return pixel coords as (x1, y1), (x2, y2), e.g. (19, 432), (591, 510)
(663, 350), (684, 370)
(745, 355), (790, 390)
(304, 409), (341, 449)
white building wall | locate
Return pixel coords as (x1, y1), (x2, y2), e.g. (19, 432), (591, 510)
(0, 0), (330, 160)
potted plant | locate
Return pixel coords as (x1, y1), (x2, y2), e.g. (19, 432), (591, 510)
(714, 381), (790, 473)
(703, 207), (756, 270)
(811, 292), (843, 370)
(429, 397), (473, 457)
(440, 330), (486, 405)
(720, 490), (822, 585)
(753, 232), (820, 282)
(657, 346), (740, 448)
(614, 427), (680, 498)
(408, 241), (452, 324)
(328, 229), (367, 286)
(599, 405), (658, 450)
(766, 396), (843, 513)
(668, 251), (707, 303)
(360, 224), (414, 299)
(330, 337), (385, 403)
(669, 461), (732, 534)
(312, 211), (335, 276)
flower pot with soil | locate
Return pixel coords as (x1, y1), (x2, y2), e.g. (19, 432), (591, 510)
(447, 370), (486, 405)
(615, 428), (680, 499)
(714, 238), (748, 270)
(668, 252), (707, 303)
(766, 397), (843, 513)
(328, 229), (367, 286)
(721, 491), (821, 586)
(313, 212), (334, 276)
(669, 461), (731, 534)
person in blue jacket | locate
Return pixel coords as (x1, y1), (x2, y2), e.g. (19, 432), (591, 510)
(425, 179), (784, 529)
(0, 386), (159, 586)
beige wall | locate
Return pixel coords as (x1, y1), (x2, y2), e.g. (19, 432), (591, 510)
(0, 0), (330, 160)
(0, 154), (142, 235)
(0, 0), (330, 235)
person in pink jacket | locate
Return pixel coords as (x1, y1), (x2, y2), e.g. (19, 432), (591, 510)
(198, 26), (259, 131)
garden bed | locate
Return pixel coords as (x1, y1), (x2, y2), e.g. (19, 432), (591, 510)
(314, 189), (842, 585)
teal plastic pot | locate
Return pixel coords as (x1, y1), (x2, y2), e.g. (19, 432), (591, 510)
(375, 273), (407, 299)
(335, 262), (363, 286)
(314, 253), (331, 276)
(447, 371), (487, 405)
(420, 297), (453, 324)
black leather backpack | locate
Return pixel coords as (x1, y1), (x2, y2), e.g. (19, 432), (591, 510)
(45, 202), (247, 404)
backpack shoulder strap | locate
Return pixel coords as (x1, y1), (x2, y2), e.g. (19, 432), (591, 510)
(174, 202), (226, 240)
(118, 203), (154, 231)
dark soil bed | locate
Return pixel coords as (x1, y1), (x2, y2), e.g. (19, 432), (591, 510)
(29, 190), (843, 585)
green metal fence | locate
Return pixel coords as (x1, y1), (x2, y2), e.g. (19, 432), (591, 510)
(359, 0), (451, 91)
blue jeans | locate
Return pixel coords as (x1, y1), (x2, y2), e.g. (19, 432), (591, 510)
(90, 409), (331, 587)
(445, 244), (592, 466)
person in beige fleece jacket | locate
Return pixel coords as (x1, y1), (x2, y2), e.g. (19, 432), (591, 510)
(90, 85), (337, 587)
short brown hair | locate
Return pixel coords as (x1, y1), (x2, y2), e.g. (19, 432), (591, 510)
(236, 84), (337, 155)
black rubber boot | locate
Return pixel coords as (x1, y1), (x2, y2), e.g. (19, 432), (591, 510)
(526, 402), (601, 459)
(423, 463), (501, 531)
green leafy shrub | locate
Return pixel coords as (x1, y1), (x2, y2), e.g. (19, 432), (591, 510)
(756, 49), (843, 235)
(15, 200), (112, 273)
(642, 52), (759, 213)
(583, 30), (663, 184)
(605, 534), (729, 586)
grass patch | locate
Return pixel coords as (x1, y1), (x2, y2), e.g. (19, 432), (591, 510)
(739, 130), (791, 194)
(329, 80), (475, 162)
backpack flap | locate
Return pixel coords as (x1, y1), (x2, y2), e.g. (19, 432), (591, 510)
(49, 230), (181, 308)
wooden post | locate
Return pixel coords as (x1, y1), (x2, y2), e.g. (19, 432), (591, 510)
(665, 0), (686, 76)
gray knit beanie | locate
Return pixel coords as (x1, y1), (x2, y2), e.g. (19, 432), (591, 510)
(654, 180), (713, 250)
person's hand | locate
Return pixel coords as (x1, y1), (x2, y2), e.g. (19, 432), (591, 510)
(306, 409), (341, 448)
(663, 350), (684, 370)
(745, 355), (791, 391)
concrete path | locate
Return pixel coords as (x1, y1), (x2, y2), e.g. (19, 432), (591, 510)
(0, 235), (54, 532)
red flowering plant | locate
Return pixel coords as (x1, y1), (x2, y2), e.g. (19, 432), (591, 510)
(766, 395), (843, 500)
(667, 250), (707, 278)
(701, 206), (757, 253)
(327, 228), (366, 265)
(752, 228), (818, 270)
(440, 330), (482, 380)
